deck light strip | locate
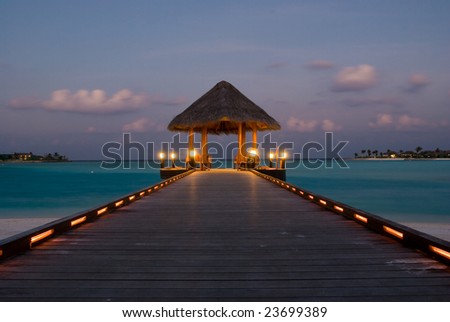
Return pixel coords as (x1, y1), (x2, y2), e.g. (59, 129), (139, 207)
(334, 205), (344, 212)
(139, 192), (145, 197)
(354, 214), (368, 223)
(319, 199), (327, 205)
(129, 195), (136, 201)
(383, 226), (404, 239)
(97, 207), (108, 215)
(0, 249), (2, 257)
(430, 246), (450, 260)
(71, 216), (87, 227)
(115, 200), (124, 207)
(30, 229), (54, 245)
(308, 195), (314, 200)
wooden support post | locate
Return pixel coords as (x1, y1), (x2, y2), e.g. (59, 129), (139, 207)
(188, 128), (194, 168)
(201, 127), (208, 170)
(252, 127), (257, 149)
(241, 123), (247, 157)
(237, 123), (242, 165)
(239, 122), (247, 167)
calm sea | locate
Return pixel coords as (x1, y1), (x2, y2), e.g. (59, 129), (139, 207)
(0, 161), (160, 219)
(287, 160), (450, 224)
(1, 160), (449, 225)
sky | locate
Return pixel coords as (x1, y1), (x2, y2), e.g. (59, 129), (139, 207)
(1, 0), (450, 160)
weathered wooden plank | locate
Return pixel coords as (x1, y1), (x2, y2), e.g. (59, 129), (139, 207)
(1, 285), (450, 301)
(2, 268), (449, 280)
(2, 263), (445, 275)
(1, 276), (450, 290)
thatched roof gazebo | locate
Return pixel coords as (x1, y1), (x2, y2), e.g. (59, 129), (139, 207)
(168, 80), (281, 169)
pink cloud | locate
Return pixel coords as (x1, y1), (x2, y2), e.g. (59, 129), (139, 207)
(397, 114), (428, 129)
(44, 89), (148, 113)
(332, 64), (377, 92)
(321, 119), (342, 131)
(369, 113), (394, 128)
(368, 113), (448, 130)
(122, 117), (163, 132)
(123, 118), (154, 132)
(9, 89), (186, 114)
(287, 117), (342, 132)
(405, 73), (430, 93)
(287, 117), (318, 132)
(306, 60), (335, 70)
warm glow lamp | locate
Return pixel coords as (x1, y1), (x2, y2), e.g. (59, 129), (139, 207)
(159, 152), (165, 168)
(188, 150), (196, 169)
(171, 152), (176, 168)
(280, 151), (287, 169)
(269, 152), (274, 168)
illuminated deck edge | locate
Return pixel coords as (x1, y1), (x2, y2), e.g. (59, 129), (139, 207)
(250, 169), (450, 266)
(0, 169), (195, 261)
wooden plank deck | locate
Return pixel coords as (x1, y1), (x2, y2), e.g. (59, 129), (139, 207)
(0, 169), (449, 301)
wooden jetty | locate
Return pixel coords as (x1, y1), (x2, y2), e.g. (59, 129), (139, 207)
(1, 169), (450, 301)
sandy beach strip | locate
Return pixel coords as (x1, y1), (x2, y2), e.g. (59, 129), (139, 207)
(0, 218), (58, 241)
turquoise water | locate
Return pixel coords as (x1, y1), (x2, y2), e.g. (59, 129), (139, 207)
(0, 161), (160, 219)
(0, 160), (449, 225)
(287, 160), (450, 224)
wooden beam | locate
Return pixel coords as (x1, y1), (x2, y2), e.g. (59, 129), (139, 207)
(252, 127), (257, 149)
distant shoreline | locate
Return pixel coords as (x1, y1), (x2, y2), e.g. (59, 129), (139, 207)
(0, 160), (70, 163)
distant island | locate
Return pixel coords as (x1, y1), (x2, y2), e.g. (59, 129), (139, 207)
(354, 147), (450, 159)
(0, 152), (69, 162)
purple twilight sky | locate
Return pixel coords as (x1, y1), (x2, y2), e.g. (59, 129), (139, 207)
(1, 0), (450, 159)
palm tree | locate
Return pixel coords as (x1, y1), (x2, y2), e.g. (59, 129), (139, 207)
(415, 146), (423, 158)
(367, 149), (372, 157)
(435, 148), (440, 158)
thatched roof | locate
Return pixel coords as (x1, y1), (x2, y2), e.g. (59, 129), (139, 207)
(167, 81), (281, 134)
